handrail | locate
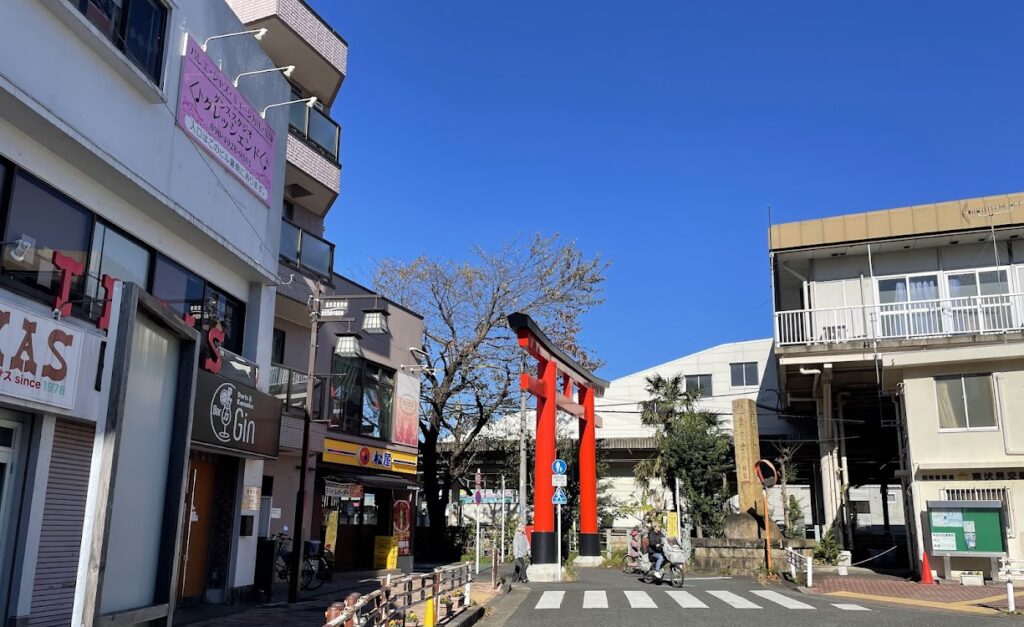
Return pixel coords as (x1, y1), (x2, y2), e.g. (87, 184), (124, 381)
(785, 546), (813, 587)
(322, 562), (474, 627)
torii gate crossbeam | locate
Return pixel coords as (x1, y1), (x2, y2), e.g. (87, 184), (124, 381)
(507, 312), (608, 577)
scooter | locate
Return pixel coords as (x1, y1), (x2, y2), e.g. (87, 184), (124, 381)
(638, 538), (685, 588)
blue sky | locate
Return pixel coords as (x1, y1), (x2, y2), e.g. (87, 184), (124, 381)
(313, 1), (1024, 379)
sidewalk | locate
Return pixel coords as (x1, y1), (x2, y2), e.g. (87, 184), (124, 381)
(805, 574), (1023, 615)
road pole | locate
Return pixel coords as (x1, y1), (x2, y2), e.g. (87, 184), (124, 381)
(500, 475), (507, 563)
(674, 477), (682, 539)
(290, 280), (320, 603)
(475, 503), (481, 575)
(763, 487), (773, 572)
(556, 503), (562, 583)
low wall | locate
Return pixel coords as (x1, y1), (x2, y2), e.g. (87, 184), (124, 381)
(691, 537), (815, 575)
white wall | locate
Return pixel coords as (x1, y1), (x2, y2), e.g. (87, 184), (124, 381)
(596, 338), (794, 437)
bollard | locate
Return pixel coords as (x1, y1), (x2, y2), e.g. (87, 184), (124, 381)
(838, 550), (851, 576)
(1009, 578), (1016, 613)
(789, 551), (797, 582)
(806, 554), (813, 588)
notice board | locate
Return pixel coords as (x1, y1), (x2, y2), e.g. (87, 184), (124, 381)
(926, 500), (1006, 556)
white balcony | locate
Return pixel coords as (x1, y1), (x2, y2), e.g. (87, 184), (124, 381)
(775, 293), (1024, 347)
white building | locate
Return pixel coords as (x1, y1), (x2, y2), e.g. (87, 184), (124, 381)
(0, 0), (294, 622)
(771, 192), (1024, 578)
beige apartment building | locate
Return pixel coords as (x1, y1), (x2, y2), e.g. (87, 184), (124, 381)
(770, 192), (1024, 580)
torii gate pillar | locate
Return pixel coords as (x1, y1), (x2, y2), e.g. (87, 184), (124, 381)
(507, 312), (608, 579)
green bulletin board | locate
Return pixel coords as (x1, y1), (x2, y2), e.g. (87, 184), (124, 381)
(926, 501), (1006, 556)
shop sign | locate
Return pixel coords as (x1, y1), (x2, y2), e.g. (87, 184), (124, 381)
(394, 497), (412, 556)
(0, 299), (83, 410)
(392, 372), (420, 447)
(192, 369), (282, 458)
(177, 36), (276, 207)
(323, 439), (418, 475)
(241, 485), (261, 511)
(374, 535), (398, 569)
(459, 489), (518, 505)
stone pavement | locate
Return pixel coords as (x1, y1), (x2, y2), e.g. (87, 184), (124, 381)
(809, 575), (1023, 614)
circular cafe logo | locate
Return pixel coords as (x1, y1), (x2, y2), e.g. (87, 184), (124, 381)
(358, 446), (371, 466)
(211, 383), (236, 443)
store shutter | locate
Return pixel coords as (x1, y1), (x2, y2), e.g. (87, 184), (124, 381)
(29, 419), (94, 626)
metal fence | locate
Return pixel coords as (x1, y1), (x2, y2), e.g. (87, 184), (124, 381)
(322, 562), (474, 627)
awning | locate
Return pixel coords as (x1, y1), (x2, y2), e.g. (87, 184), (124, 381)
(322, 471), (420, 491)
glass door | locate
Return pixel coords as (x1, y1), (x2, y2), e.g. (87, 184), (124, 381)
(947, 270), (1011, 333)
(0, 418), (23, 623)
(878, 274), (940, 338)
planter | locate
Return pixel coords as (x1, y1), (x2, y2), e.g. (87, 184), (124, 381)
(960, 573), (984, 587)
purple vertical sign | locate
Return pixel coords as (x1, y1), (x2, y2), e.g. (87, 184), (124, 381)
(177, 36), (276, 206)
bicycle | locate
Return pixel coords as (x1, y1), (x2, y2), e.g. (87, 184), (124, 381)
(271, 532), (333, 590)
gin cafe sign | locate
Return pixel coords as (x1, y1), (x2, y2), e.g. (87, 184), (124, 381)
(192, 368), (281, 458)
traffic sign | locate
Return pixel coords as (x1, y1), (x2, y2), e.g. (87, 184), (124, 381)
(475, 468), (482, 489)
(755, 459), (778, 489)
(551, 474), (567, 487)
(474, 490), (482, 505)
(552, 487), (568, 505)
(552, 459), (567, 475)
(319, 298), (349, 320)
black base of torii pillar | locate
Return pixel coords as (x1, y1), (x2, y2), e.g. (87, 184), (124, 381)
(507, 312), (609, 576)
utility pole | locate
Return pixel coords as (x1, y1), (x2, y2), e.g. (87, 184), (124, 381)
(518, 357), (527, 523)
(290, 280), (320, 603)
(500, 475), (507, 563)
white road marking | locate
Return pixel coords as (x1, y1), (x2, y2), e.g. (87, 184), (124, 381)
(684, 576), (733, 580)
(708, 590), (762, 609)
(750, 590), (814, 609)
(624, 590), (658, 608)
(583, 590), (608, 609)
(833, 603), (871, 611)
(665, 590), (708, 608)
(534, 591), (564, 609)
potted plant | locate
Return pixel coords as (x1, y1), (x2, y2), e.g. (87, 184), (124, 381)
(440, 594), (454, 616)
(451, 589), (465, 609)
(961, 570), (984, 586)
(406, 611), (420, 627)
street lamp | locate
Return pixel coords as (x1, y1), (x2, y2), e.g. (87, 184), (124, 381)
(261, 96), (317, 119)
(233, 65), (295, 87)
(361, 309), (390, 335)
(201, 27), (267, 51)
(334, 333), (363, 358)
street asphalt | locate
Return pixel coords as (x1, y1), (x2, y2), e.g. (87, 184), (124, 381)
(482, 567), (1008, 627)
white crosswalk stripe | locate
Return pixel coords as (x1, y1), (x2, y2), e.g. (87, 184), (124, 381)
(582, 591), (607, 609)
(707, 590), (762, 609)
(624, 590), (658, 608)
(535, 591), (564, 609)
(750, 590), (814, 609)
(833, 603), (871, 611)
(665, 590), (709, 608)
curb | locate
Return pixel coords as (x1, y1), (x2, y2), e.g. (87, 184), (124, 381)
(447, 605), (485, 627)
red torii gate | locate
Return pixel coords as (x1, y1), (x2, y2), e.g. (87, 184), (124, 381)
(507, 312), (608, 574)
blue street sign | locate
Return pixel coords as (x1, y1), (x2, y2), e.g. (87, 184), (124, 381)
(474, 490), (482, 505)
(552, 459), (567, 475)
(552, 486), (568, 505)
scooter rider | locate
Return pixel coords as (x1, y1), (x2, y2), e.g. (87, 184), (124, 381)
(647, 521), (666, 577)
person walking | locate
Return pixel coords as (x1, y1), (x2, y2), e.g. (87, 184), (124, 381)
(512, 525), (530, 583)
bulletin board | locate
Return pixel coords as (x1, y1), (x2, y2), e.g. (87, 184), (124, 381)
(925, 500), (1006, 557)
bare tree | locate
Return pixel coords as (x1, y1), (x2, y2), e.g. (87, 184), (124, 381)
(374, 234), (606, 555)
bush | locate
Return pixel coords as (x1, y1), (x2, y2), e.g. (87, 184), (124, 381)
(603, 547), (628, 569)
(813, 528), (841, 565)
(564, 552), (580, 581)
(784, 495), (805, 540)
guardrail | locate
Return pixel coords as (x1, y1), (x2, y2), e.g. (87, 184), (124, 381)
(998, 557), (1024, 612)
(785, 547), (813, 587)
(322, 562), (474, 627)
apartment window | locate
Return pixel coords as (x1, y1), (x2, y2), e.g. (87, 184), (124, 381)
(73, 0), (167, 83)
(730, 362), (758, 387)
(272, 329), (285, 365)
(86, 222), (152, 318)
(936, 374), (997, 431)
(3, 171), (92, 303)
(947, 269), (1012, 332)
(886, 490), (898, 503)
(685, 374), (713, 397)
(280, 219), (334, 278)
(328, 357), (395, 440)
(279, 220), (300, 263)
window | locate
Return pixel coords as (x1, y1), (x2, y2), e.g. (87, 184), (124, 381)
(947, 269), (1012, 332)
(279, 221), (300, 263)
(936, 374), (997, 430)
(877, 274), (941, 337)
(328, 358), (395, 440)
(685, 374), (712, 397)
(279, 219), (334, 278)
(3, 171), (92, 303)
(202, 285), (245, 355)
(151, 256), (205, 318)
(72, 0), (167, 83)
(886, 490), (898, 503)
(362, 492), (378, 526)
(730, 362), (758, 387)
(282, 201), (295, 222)
(86, 222), (152, 318)
(272, 329), (285, 365)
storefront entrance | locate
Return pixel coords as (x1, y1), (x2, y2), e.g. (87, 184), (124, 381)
(178, 454), (216, 602)
(0, 413), (29, 621)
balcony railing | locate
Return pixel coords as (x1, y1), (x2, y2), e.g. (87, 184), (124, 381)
(280, 219), (334, 278)
(290, 103), (340, 161)
(270, 364), (322, 416)
(775, 293), (1024, 347)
